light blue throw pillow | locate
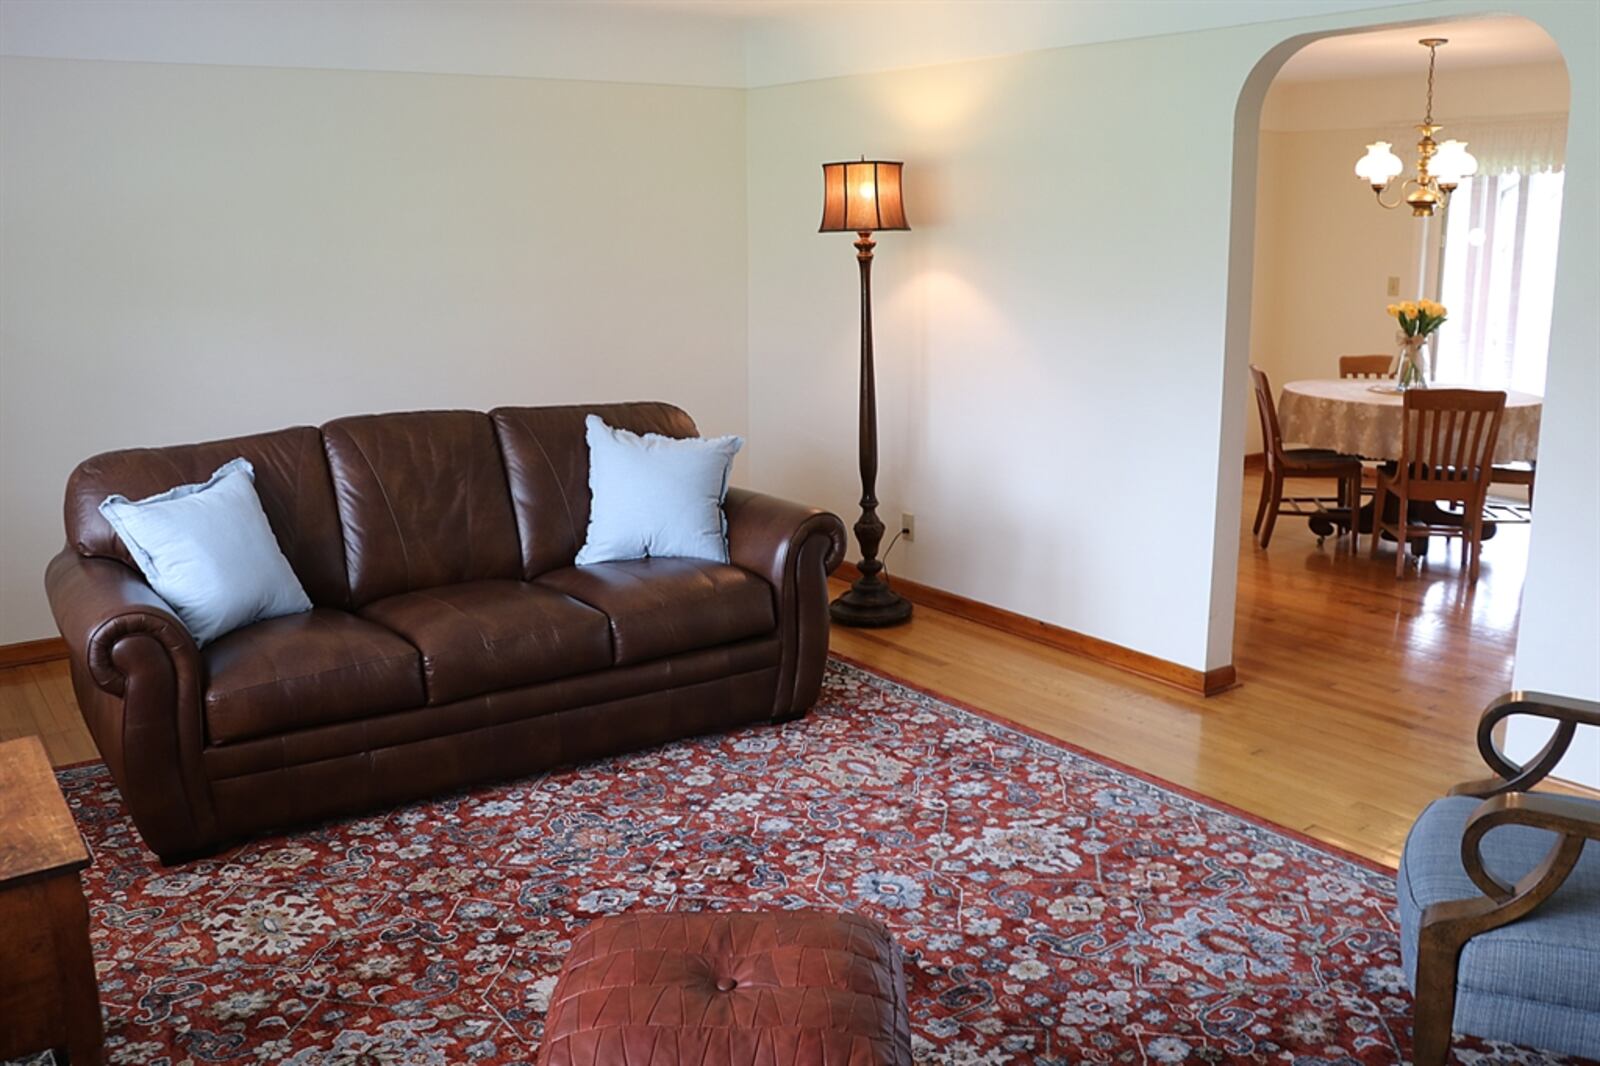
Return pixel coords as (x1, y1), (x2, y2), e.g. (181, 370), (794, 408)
(576, 415), (744, 566)
(98, 458), (313, 646)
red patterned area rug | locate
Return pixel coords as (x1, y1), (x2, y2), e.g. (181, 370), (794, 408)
(32, 659), (1580, 1065)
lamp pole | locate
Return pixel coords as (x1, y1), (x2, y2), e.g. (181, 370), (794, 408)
(830, 228), (912, 627)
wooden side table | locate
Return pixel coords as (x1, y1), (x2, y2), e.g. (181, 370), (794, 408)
(0, 736), (103, 1066)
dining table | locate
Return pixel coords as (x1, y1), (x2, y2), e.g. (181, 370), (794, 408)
(1277, 378), (1543, 544)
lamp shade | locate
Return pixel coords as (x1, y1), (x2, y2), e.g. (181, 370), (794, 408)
(1355, 141), (1405, 187)
(820, 160), (909, 233)
(1432, 139), (1479, 187)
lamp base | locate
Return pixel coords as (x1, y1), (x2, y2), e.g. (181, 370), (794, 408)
(830, 570), (913, 628)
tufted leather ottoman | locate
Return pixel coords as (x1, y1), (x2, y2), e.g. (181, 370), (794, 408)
(537, 910), (913, 1066)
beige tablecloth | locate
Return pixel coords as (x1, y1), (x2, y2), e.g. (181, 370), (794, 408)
(1278, 379), (1542, 464)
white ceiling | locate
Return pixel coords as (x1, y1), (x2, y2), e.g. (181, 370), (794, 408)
(1, 0), (1423, 90)
(1275, 15), (1563, 82)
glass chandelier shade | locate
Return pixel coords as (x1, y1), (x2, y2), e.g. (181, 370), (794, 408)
(1432, 139), (1479, 188)
(1355, 38), (1477, 217)
(1355, 142), (1406, 185)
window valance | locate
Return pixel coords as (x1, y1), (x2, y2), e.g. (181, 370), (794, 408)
(1447, 113), (1568, 174)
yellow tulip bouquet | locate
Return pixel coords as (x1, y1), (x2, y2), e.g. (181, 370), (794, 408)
(1385, 299), (1447, 390)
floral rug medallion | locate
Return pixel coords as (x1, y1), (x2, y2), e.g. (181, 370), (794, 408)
(28, 660), (1584, 1065)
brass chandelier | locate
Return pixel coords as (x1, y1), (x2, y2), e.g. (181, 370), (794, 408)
(1354, 38), (1478, 217)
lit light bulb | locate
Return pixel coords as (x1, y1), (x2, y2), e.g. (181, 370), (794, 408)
(857, 182), (876, 200)
(1355, 141), (1405, 188)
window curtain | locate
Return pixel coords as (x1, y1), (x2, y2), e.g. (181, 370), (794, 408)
(1434, 113), (1566, 395)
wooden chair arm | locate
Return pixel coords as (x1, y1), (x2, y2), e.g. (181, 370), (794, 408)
(1458, 791), (1600, 903)
(1413, 795), (1595, 1066)
(1450, 691), (1600, 798)
(1419, 795), (1592, 1003)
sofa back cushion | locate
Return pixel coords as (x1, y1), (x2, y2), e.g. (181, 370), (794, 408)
(64, 427), (351, 608)
(322, 410), (522, 605)
(491, 403), (698, 578)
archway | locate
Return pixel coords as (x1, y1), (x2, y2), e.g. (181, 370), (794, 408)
(1209, 15), (1573, 740)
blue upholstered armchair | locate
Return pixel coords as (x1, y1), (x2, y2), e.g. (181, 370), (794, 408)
(1399, 692), (1600, 1064)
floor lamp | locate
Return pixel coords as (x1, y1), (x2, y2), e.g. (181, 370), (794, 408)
(820, 159), (913, 627)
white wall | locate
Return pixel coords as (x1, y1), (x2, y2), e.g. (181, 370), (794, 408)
(0, 57), (748, 643)
(3, 1), (1596, 786)
(747, 42), (1247, 671)
(744, 0), (1600, 789)
(1245, 126), (1420, 455)
(0, 0), (750, 88)
(1246, 61), (1570, 454)
(737, 0), (1394, 88)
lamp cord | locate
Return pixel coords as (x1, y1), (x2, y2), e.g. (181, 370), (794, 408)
(879, 529), (906, 572)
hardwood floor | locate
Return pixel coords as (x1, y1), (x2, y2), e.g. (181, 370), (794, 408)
(0, 662), (97, 767)
(0, 471), (1566, 866)
(830, 471), (1553, 867)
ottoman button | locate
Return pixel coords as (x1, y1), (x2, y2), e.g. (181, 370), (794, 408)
(715, 976), (737, 992)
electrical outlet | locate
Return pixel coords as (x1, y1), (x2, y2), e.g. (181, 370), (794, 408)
(900, 513), (916, 542)
(1387, 276), (1401, 296)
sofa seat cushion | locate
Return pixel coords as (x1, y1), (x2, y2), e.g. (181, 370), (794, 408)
(203, 608), (425, 745)
(537, 559), (775, 666)
(360, 580), (613, 705)
(1398, 794), (1600, 1058)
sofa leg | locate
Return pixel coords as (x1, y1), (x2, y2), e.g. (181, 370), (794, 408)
(156, 841), (229, 867)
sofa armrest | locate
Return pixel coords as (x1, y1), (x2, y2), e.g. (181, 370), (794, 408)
(45, 547), (216, 861)
(724, 489), (846, 722)
(45, 547), (199, 697)
(725, 488), (846, 589)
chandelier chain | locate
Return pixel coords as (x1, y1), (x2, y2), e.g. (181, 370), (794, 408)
(1425, 43), (1437, 125)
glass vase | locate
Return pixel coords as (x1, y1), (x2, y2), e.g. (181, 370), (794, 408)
(1395, 336), (1429, 391)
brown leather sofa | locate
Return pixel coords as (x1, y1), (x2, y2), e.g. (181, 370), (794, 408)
(45, 403), (845, 863)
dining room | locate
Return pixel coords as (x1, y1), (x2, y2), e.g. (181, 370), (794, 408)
(1232, 16), (1569, 741)
(1241, 15), (1565, 588)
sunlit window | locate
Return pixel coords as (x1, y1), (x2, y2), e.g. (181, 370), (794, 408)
(1436, 170), (1565, 395)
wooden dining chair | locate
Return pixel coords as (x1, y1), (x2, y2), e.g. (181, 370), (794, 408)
(1372, 389), (1506, 579)
(1249, 365), (1364, 549)
(1339, 354), (1394, 379)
